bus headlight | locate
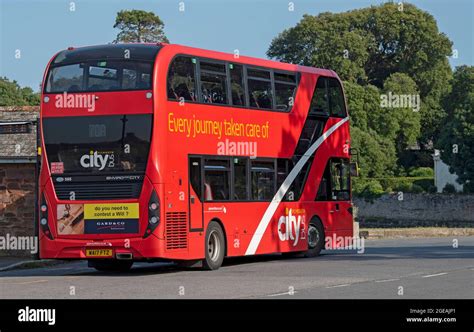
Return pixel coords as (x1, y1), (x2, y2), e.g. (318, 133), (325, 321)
(144, 190), (160, 238)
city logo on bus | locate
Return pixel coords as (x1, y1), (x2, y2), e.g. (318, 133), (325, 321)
(55, 92), (96, 112)
(277, 208), (306, 247)
(80, 151), (114, 171)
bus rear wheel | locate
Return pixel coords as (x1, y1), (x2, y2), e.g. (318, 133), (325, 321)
(304, 221), (325, 258)
(202, 221), (225, 270)
(88, 259), (133, 272)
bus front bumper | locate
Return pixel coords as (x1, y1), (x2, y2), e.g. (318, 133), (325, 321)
(38, 233), (164, 260)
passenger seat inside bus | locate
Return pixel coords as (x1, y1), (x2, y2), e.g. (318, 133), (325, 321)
(204, 183), (213, 201)
(175, 83), (194, 101)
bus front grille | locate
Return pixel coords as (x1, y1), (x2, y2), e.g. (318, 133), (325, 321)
(165, 212), (188, 250)
(54, 182), (143, 200)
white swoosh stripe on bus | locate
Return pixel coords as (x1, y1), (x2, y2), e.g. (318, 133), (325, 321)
(244, 116), (350, 256)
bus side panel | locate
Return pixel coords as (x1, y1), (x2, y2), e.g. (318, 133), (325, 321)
(240, 119), (351, 256)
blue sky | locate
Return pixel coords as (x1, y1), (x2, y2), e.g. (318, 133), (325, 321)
(1, 0), (473, 91)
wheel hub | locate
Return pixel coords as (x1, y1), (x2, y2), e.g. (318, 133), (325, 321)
(208, 230), (221, 262)
(308, 225), (319, 249)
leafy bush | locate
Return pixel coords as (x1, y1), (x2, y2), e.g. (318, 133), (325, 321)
(408, 167), (434, 178)
(411, 184), (424, 193)
(398, 150), (435, 169)
(427, 185), (437, 193)
(353, 176), (435, 196)
(392, 179), (413, 192)
(413, 178), (435, 191)
(442, 183), (457, 194)
(353, 179), (385, 199)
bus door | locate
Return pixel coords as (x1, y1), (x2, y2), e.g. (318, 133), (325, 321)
(316, 158), (352, 245)
(189, 157), (204, 231)
(328, 158), (352, 232)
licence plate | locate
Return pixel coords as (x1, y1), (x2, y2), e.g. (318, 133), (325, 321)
(85, 249), (113, 257)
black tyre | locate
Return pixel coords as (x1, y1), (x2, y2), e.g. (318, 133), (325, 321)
(202, 221), (225, 270)
(88, 259), (133, 272)
(304, 221), (325, 258)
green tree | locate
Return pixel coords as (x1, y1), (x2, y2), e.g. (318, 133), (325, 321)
(418, 95), (449, 147)
(267, 13), (370, 82)
(350, 126), (396, 178)
(0, 77), (40, 106)
(114, 10), (169, 43)
(437, 66), (474, 192)
(267, 3), (452, 146)
(343, 81), (379, 131)
(380, 73), (421, 154)
(344, 80), (402, 177)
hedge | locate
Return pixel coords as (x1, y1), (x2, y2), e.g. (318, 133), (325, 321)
(353, 176), (435, 197)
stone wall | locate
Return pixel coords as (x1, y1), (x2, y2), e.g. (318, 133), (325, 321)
(354, 193), (474, 228)
(0, 106), (39, 160)
(0, 163), (36, 256)
(0, 106), (39, 257)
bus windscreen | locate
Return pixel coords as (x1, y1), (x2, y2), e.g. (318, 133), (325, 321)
(42, 114), (152, 175)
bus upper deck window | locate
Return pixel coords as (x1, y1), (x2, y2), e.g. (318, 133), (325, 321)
(167, 56), (196, 102)
(328, 78), (347, 118)
(199, 61), (228, 105)
(45, 61), (152, 93)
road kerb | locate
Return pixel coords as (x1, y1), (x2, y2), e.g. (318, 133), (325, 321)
(0, 259), (67, 272)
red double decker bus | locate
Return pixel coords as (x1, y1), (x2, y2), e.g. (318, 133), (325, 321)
(38, 43), (355, 271)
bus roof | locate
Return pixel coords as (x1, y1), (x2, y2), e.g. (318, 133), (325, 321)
(53, 43), (338, 79)
(160, 43), (338, 78)
(51, 43), (162, 66)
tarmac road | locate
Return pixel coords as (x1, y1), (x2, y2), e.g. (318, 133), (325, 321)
(0, 237), (473, 299)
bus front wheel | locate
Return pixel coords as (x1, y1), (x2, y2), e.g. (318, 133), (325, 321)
(202, 221), (225, 270)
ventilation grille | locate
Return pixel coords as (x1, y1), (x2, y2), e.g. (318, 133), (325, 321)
(54, 181), (143, 200)
(165, 212), (188, 250)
